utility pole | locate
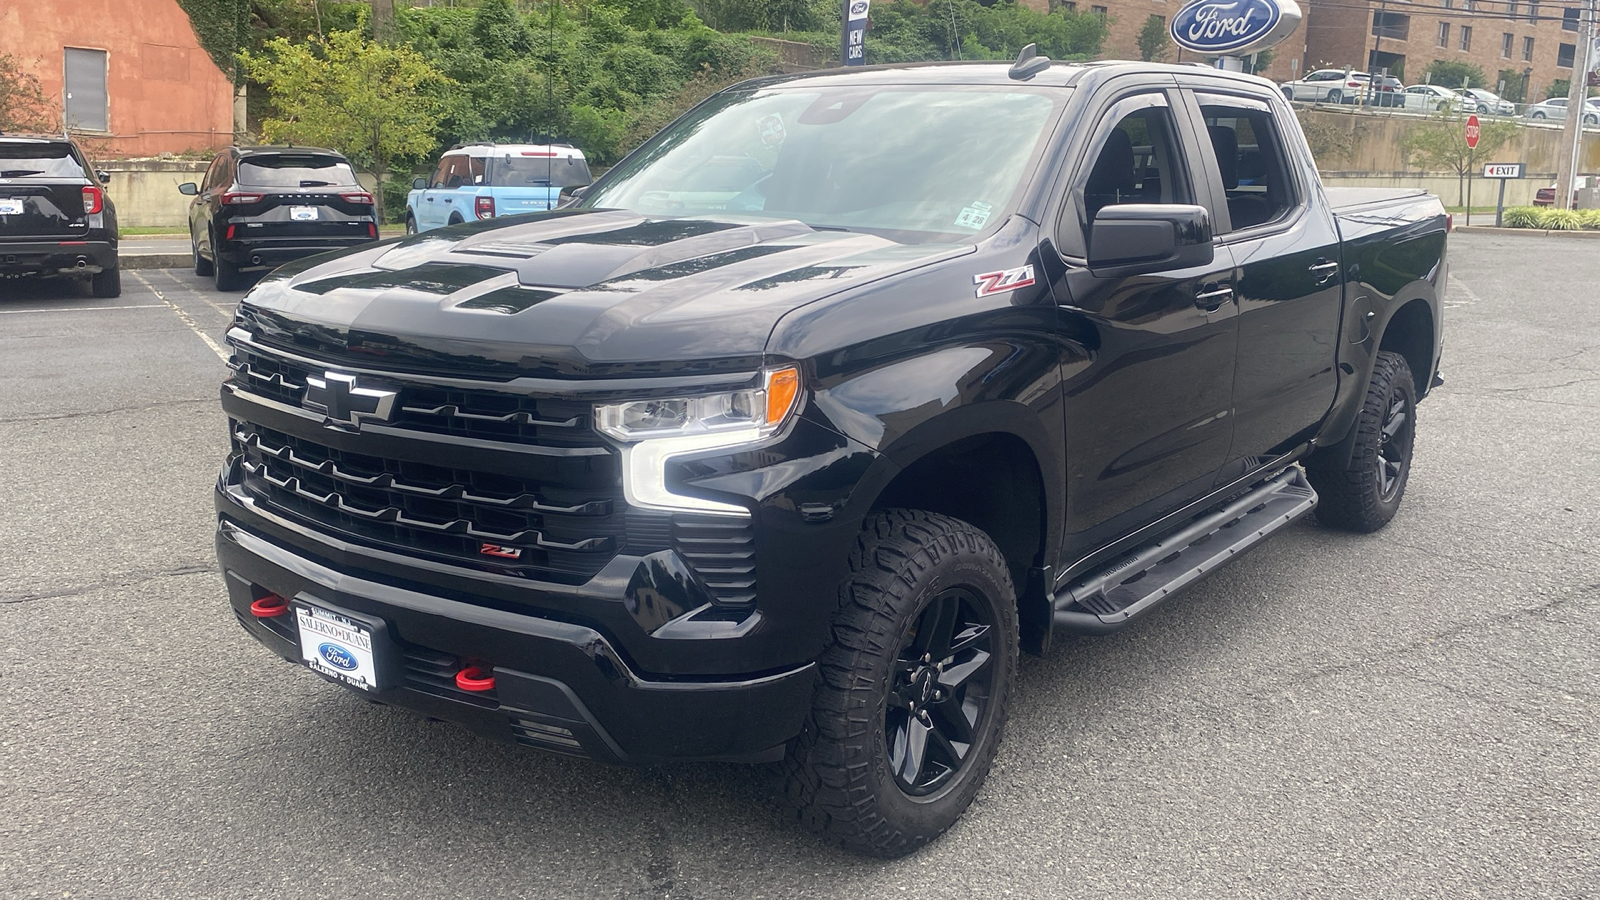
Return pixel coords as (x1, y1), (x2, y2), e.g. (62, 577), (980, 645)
(1556, 0), (1597, 209)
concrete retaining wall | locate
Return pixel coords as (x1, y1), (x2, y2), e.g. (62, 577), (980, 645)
(102, 159), (208, 228)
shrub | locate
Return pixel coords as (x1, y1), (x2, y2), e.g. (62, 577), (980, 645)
(1501, 206), (1542, 228)
(1579, 208), (1600, 229)
(1539, 207), (1585, 230)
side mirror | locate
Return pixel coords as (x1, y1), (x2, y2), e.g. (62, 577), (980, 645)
(97, 170), (111, 184)
(412, 176), (426, 190)
(568, 184), (592, 201)
(178, 182), (199, 196)
(1087, 204), (1213, 276)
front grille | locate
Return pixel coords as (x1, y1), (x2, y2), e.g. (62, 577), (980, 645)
(227, 339), (759, 607)
(233, 421), (622, 582)
(228, 343), (602, 449)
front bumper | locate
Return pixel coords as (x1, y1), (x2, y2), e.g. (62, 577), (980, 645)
(216, 510), (816, 765)
(0, 239), (116, 276)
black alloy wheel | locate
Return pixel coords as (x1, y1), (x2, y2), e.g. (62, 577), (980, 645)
(1306, 350), (1418, 532)
(886, 587), (996, 796)
(782, 510), (1018, 858)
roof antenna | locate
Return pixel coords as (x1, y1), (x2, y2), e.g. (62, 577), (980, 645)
(1009, 43), (1051, 81)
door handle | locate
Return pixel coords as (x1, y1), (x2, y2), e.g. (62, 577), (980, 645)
(426, 197), (434, 202)
(444, 198), (453, 204)
(1309, 259), (1340, 285)
(1195, 284), (1234, 312)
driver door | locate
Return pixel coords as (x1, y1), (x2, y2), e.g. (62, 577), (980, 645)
(1043, 88), (1240, 559)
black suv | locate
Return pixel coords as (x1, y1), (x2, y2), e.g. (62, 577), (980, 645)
(180, 146), (379, 290)
(0, 135), (119, 297)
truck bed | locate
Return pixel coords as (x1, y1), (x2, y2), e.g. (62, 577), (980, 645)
(1325, 186), (1432, 214)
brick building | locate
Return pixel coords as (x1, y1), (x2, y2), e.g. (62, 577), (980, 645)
(0, 0), (236, 157)
(1304, 0), (1591, 101)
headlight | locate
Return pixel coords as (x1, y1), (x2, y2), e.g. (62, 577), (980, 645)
(595, 366), (801, 516)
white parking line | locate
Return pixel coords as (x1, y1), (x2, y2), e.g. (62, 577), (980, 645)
(0, 304), (164, 314)
(130, 270), (230, 362)
(157, 267), (239, 320)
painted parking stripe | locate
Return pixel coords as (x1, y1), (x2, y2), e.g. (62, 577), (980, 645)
(130, 270), (229, 362)
(0, 304), (165, 314)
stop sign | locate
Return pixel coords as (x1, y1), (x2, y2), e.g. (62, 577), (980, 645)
(1466, 114), (1481, 149)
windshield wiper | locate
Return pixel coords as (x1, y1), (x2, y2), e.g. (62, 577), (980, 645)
(299, 180), (335, 187)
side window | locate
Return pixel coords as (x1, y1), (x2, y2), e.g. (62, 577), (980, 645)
(446, 156), (474, 189)
(468, 156), (487, 185)
(1082, 101), (1193, 223)
(429, 157), (452, 189)
(202, 156), (223, 191)
(1197, 97), (1301, 233)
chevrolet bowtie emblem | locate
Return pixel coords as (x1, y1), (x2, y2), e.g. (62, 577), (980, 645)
(303, 371), (398, 428)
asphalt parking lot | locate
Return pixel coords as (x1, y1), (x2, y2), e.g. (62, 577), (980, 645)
(1, 232), (1596, 898)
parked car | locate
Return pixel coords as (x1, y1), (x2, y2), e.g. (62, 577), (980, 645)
(1402, 84), (1463, 111)
(0, 134), (119, 297)
(179, 146), (379, 291)
(215, 59), (1446, 857)
(1524, 96), (1600, 124)
(406, 142), (591, 234)
(1456, 88), (1517, 115)
(1281, 69), (1386, 104)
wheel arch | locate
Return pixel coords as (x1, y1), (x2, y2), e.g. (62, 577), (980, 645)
(1377, 296), (1436, 397)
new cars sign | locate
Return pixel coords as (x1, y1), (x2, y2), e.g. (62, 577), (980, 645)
(1169, 0), (1303, 58)
(842, 0), (870, 66)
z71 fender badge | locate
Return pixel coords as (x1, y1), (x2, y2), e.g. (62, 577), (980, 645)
(973, 265), (1036, 298)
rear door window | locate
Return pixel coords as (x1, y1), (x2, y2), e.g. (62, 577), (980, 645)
(237, 155), (358, 188)
(1196, 94), (1303, 233)
(0, 144), (86, 179)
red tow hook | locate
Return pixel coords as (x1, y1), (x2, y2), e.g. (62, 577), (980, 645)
(455, 665), (496, 692)
(249, 594), (290, 618)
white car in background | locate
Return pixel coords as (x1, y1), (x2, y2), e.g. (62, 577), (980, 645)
(1402, 84), (1463, 111)
(1281, 69), (1371, 103)
(1455, 88), (1517, 115)
(1524, 96), (1600, 125)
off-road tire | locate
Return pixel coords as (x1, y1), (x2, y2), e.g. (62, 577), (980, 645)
(90, 264), (120, 298)
(193, 236), (213, 276)
(1307, 350), (1417, 532)
(781, 510), (1018, 858)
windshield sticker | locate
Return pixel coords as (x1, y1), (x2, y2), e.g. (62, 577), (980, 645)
(757, 114), (786, 148)
(954, 201), (992, 230)
(973, 265), (1035, 298)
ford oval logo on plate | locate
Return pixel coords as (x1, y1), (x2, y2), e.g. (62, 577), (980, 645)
(318, 642), (359, 671)
(1170, 0), (1299, 55)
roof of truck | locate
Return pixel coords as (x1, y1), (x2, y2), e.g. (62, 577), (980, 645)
(726, 59), (1280, 93)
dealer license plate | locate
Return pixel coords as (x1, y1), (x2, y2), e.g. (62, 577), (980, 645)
(296, 604), (381, 691)
(0, 199), (23, 215)
(289, 205), (318, 221)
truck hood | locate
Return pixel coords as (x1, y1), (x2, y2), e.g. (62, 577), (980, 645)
(237, 210), (969, 379)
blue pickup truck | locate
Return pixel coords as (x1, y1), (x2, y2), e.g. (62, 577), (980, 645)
(405, 142), (591, 233)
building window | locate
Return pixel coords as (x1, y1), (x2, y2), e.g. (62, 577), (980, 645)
(1503, 32), (1514, 57)
(63, 47), (108, 132)
(1559, 41), (1576, 66)
(1372, 11), (1410, 38)
(1564, 7), (1580, 30)
(1058, 0), (1076, 9)
(1525, 35), (1536, 60)
(1460, 25), (1473, 50)
(1509, 0), (1519, 16)
(1091, 5), (1107, 20)
(1462, 0), (1473, 10)
(1439, 21), (1451, 46)
(1441, 0), (1452, 7)
(1529, 1), (1540, 21)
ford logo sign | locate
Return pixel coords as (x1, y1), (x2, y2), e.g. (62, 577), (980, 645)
(318, 642), (359, 671)
(1169, 0), (1301, 56)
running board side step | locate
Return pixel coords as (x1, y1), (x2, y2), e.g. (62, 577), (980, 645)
(1052, 468), (1318, 636)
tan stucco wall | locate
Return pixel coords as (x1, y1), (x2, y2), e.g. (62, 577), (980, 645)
(0, 0), (235, 158)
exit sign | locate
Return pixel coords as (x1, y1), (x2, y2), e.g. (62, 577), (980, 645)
(1482, 163), (1525, 178)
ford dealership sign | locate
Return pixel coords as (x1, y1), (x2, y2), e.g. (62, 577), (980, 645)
(1169, 0), (1302, 57)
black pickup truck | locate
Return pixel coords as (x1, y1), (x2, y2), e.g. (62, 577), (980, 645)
(213, 59), (1445, 856)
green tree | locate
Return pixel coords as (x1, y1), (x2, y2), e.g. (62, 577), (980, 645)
(1548, 78), (1570, 100)
(1400, 112), (1519, 205)
(0, 53), (57, 133)
(240, 25), (450, 221)
(1422, 59), (1486, 89)
(1136, 14), (1169, 62)
(1497, 68), (1527, 103)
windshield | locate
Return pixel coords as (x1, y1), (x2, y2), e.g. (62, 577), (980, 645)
(0, 144), (85, 179)
(489, 154), (591, 188)
(238, 155), (359, 187)
(582, 86), (1061, 241)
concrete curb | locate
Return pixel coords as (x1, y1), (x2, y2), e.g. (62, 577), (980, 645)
(1455, 225), (1600, 239)
(120, 253), (192, 269)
